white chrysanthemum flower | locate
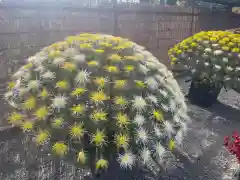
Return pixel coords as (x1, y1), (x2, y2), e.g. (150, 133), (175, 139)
(53, 57), (66, 66)
(154, 142), (165, 158)
(41, 71), (56, 80)
(155, 75), (165, 84)
(133, 114), (145, 126)
(236, 67), (240, 71)
(73, 54), (86, 64)
(226, 66), (233, 71)
(145, 77), (159, 90)
(146, 61), (157, 70)
(169, 99), (176, 112)
(52, 95), (67, 110)
(12, 70), (27, 79)
(140, 147), (151, 164)
(27, 56), (37, 63)
(75, 70), (91, 85)
(175, 130), (184, 146)
(164, 121), (175, 138)
(154, 126), (163, 137)
(63, 48), (77, 57)
(161, 104), (170, 112)
(138, 64), (149, 75)
(131, 96), (147, 111)
(34, 65), (45, 73)
(204, 62), (209, 67)
(212, 44), (219, 48)
(203, 40), (209, 44)
(4, 91), (13, 100)
(214, 50), (223, 55)
(159, 89), (168, 97)
(136, 128), (149, 143)
(214, 64), (221, 70)
(204, 48), (212, 53)
(118, 152), (135, 169)
(147, 94), (158, 105)
(27, 80), (41, 90)
(222, 57), (228, 63)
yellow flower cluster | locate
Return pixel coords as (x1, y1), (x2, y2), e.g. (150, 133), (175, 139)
(168, 31), (240, 88)
(5, 33), (189, 172)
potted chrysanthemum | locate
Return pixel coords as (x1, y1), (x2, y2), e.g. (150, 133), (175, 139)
(168, 31), (240, 107)
(5, 33), (189, 177)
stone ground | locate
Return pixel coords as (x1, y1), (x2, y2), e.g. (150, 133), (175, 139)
(0, 77), (240, 180)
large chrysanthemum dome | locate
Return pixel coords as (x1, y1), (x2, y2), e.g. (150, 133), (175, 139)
(5, 33), (189, 171)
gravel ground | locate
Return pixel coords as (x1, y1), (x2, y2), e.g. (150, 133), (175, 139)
(0, 78), (240, 180)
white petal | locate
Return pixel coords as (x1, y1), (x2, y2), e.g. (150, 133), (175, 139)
(53, 57), (66, 66)
(154, 126), (163, 137)
(164, 121), (175, 138)
(73, 54), (86, 64)
(140, 147), (151, 164)
(136, 128), (149, 143)
(154, 142), (165, 158)
(145, 77), (159, 90)
(138, 64), (149, 75)
(133, 114), (145, 126)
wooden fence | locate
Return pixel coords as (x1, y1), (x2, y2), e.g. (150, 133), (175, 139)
(0, 1), (240, 125)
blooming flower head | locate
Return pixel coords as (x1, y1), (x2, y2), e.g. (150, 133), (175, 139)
(52, 142), (68, 156)
(91, 129), (107, 147)
(35, 130), (50, 145)
(96, 159), (109, 170)
(118, 152), (135, 169)
(69, 123), (85, 139)
(51, 95), (67, 111)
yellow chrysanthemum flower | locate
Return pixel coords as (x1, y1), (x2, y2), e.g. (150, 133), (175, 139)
(56, 80), (68, 90)
(91, 109), (108, 122)
(105, 66), (118, 73)
(90, 91), (107, 104)
(39, 88), (49, 99)
(23, 63), (33, 69)
(114, 80), (127, 89)
(69, 123), (84, 139)
(35, 130), (50, 145)
(95, 49), (104, 54)
(115, 133), (129, 149)
(168, 139), (175, 151)
(91, 129), (106, 146)
(124, 65), (135, 72)
(52, 142), (68, 156)
(21, 121), (34, 132)
(80, 43), (92, 49)
(61, 62), (76, 71)
(152, 110), (164, 121)
(108, 54), (122, 62)
(87, 61), (99, 67)
(232, 47), (240, 53)
(96, 159), (108, 170)
(8, 112), (24, 125)
(22, 97), (36, 110)
(124, 56), (137, 61)
(49, 50), (61, 58)
(115, 112), (130, 128)
(71, 88), (86, 97)
(222, 46), (230, 51)
(135, 80), (146, 89)
(190, 42), (197, 47)
(8, 81), (16, 90)
(70, 104), (85, 116)
(35, 106), (49, 120)
(94, 77), (108, 88)
(51, 117), (64, 128)
(77, 150), (87, 164)
(114, 96), (128, 107)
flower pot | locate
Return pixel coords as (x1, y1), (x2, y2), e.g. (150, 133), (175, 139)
(188, 80), (222, 107)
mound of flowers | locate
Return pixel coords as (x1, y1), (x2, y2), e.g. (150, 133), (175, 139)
(5, 33), (189, 173)
(168, 31), (240, 90)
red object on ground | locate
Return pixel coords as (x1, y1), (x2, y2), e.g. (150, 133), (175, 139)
(224, 131), (240, 163)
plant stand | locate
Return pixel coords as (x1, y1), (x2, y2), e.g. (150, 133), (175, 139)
(187, 80), (222, 108)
